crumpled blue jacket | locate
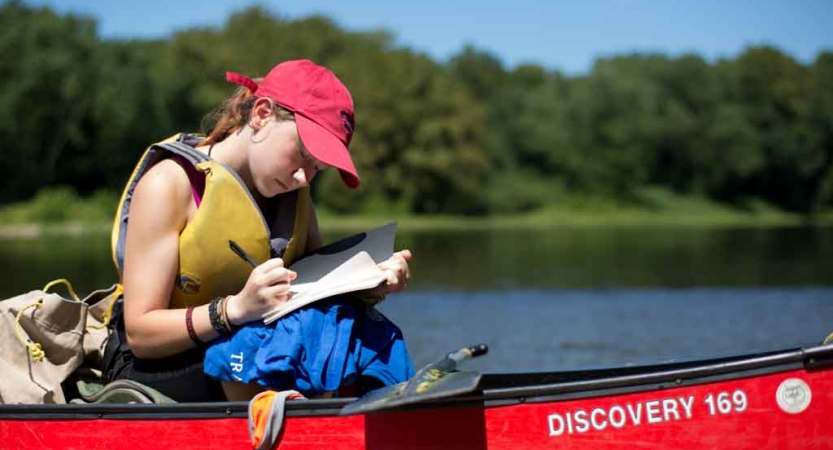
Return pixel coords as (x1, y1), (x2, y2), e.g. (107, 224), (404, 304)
(204, 299), (413, 396)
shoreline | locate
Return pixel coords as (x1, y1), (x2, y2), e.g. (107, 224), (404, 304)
(3, 186), (830, 238)
(0, 212), (827, 239)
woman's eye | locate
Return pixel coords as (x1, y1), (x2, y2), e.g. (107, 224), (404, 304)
(298, 145), (312, 162)
(297, 143), (324, 172)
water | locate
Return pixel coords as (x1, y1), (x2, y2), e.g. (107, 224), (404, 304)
(1, 225), (831, 372)
(379, 288), (833, 372)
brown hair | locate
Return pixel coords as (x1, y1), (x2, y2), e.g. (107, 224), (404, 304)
(200, 79), (295, 146)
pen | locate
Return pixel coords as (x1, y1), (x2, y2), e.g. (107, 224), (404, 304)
(228, 240), (258, 268)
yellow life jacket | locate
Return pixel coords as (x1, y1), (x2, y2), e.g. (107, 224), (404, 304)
(111, 133), (311, 308)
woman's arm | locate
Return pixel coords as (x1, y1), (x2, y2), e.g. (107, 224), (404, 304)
(121, 160), (221, 359)
(122, 160), (299, 359)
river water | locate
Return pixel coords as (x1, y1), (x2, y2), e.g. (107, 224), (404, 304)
(1, 225), (831, 372)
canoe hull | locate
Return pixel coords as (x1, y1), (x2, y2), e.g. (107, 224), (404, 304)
(1, 345), (831, 449)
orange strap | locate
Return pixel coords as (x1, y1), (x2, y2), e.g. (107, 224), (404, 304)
(249, 390), (306, 450)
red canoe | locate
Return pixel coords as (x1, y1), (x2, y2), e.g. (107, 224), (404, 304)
(1, 342), (831, 449)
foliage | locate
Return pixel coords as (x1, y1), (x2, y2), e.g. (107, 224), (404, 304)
(2, 2), (833, 219)
(0, 186), (117, 223)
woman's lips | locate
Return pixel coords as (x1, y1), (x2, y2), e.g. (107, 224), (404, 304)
(275, 178), (290, 191)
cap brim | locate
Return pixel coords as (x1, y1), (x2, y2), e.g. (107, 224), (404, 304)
(296, 114), (360, 189)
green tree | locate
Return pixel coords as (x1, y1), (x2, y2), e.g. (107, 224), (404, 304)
(729, 47), (812, 210)
(484, 66), (573, 212)
(0, 1), (98, 201)
(2, 3), (831, 220)
(802, 52), (833, 214)
(449, 45), (506, 102)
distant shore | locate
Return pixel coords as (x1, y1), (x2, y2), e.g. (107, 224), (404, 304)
(0, 210), (827, 239)
(1, 186), (830, 239)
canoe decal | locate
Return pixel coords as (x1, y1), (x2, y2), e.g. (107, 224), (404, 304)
(546, 387), (760, 438)
(548, 394), (698, 436)
(776, 377), (811, 414)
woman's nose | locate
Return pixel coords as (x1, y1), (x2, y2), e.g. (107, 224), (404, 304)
(293, 166), (318, 186)
(293, 167), (308, 186)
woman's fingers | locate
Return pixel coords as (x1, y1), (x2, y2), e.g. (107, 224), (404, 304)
(254, 259), (296, 286)
(263, 266), (296, 284)
(385, 271), (399, 287)
(262, 282), (292, 303)
(234, 259), (300, 323)
(257, 257), (285, 271)
(397, 249), (412, 262)
(377, 249), (412, 293)
(247, 258), (296, 305)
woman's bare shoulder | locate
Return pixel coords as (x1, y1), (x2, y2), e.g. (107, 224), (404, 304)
(130, 158), (194, 229)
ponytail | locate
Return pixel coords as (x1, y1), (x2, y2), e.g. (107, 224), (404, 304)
(200, 78), (295, 147)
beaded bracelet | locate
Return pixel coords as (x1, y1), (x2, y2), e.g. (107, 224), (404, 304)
(208, 296), (231, 337)
(185, 306), (204, 346)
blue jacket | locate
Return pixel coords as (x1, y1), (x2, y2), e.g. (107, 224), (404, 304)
(204, 299), (414, 396)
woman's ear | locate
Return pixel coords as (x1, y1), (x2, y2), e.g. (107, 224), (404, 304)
(250, 98), (274, 129)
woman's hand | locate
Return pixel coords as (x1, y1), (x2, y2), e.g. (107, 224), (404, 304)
(225, 258), (297, 325)
(374, 250), (413, 295)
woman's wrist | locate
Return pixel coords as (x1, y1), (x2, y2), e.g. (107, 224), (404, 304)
(225, 294), (246, 326)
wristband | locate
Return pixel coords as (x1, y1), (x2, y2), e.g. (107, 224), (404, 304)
(185, 306), (204, 346)
(209, 296), (231, 337)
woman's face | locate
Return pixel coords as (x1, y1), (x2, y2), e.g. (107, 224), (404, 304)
(247, 110), (326, 198)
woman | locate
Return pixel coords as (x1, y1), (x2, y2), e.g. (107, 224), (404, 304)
(104, 60), (412, 402)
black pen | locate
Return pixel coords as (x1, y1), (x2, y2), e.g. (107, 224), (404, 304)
(228, 240), (258, 268)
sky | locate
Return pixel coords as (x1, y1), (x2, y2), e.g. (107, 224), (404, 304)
(30, 0), (833, 75)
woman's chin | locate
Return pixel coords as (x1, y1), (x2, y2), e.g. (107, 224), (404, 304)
(261, 188), (282, 198)
(260, 181), (293, 198)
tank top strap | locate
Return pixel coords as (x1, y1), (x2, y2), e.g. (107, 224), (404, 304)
(170, 154), (206, 208)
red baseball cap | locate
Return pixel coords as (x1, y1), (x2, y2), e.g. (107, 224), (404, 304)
(226, 60), (360, 189)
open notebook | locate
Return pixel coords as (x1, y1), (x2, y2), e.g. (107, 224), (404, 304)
(262, 222), (397, 324)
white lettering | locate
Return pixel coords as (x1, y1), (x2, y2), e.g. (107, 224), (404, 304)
(548, 414), (565, 437)
(590, 408), (608, 431)
(608, 406), (626, 428)
(626, 403), (642, 425)
(546, 393), (713, 438)
(732, 390), (747, 412)
(230, 352), (244, 373)
(566, 410), (574, 434)
(679, 396), (694, 419)
(662, 399), (680, 421)
(574, 410), (590, 433)
(646, 400), (662, 424)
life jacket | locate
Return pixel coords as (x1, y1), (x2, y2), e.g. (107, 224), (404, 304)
(111, 133), (311, 308)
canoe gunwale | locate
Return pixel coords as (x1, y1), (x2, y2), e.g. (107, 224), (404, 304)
(1, 342), (830, 420)
(480, 346), (813, 400)
(0, 398), (352, 420)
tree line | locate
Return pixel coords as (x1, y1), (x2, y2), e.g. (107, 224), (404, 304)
(2, 2), (832, 216)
